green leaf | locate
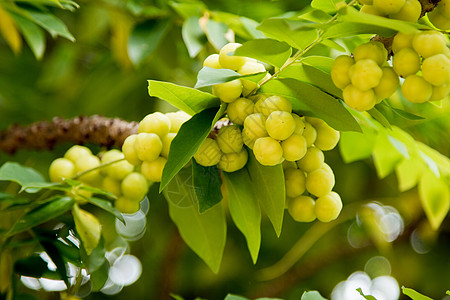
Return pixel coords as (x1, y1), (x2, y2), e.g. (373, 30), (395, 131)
(128, 18), (171, 65)
(205, 19), (229, 51)
(225, 295), (249, 300)
(418, 171), (450, 230)
(192, 160), (223, 213)
(395, 155), (425, 192)
(339, 127), (377, 163)
(148, 80), (220, 115)
(223, 168), (261, 263)
(8, 196), (75, 236)
(90, 261), (109, 291)
(87, 197), (125, 223)
(301, 290), (327, 300)
(195, 67), (267, 88)
(260, 78), (361, 132)
(372, 132), (409, 178)
(357, 288), (377, 300)
(322, 22), (398, 39)
(368, 107), (391, 129)
(27, 9), (75, 41)
(402, 286), (434, 300)
(279, 63), (341, 98)
(300, 55), (335, 73)
(182, 16), (206, 58)
(167, 195), (226, 273)
(417, 142), (450, 177)
(163, 167), (196, 208)
(39, 240), (69, 287)
(246, 151), (285, 237)
(257, 18), (318, 50)
(0, 162), (49, 192)
(169, 1), (206, 19)
(10, 12), (45, 59)
(160, 105), (225, 192)
(377, 102), (424, 121)
(72, 204), (102, 255)
(234, 39), (292, 68)
(311, 0), (340, 14)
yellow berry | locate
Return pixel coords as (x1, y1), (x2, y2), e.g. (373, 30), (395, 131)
(135, 133), (163, 162)
(421, 54), (450, 86)
(349, 59), (383, 91)
(253, 137), (284, 166)
(115, 197), (140, 214)
(314, 191), (343, 222)
(227, 97), (255, 125)
(49, 158), (75, 182)
(373, 0), (406, 14)
(212, 79), (243, 103)
(259, 95), (292, 117)
(64, 145), (92, 163)
(373, 67), (400, 100)
(392, 32), (415, 53)
(305, 167), (335, 197)
(219, 43), (247, 70)
(218, 149), (248, 172)
(281, 134), (308, 161)
(193, 138), (222, 166)
(138, 112), (171, 137)
(331, 55), (355, 90)
(392, 48), (421, 77)
(314, 123), (340, 151)
(342, 84), (377, 111)
(166, 111), (191, 133)
(296, 147), (324, 173)
(284, 167), (306, 198)
(121, 172), (149, 201)
(266, 111), (296, 141)
(122, 134), (141, 166)
(412, 31), (447, 58)
(161, 133), (177, 158)
(288, 196), (316, 222)
(141, 157), (167, 182)
(203, 54), (222, 69)
(401, 74), (433, 103)
(389, 0), (421, 21)
(353, 42), (387, 66)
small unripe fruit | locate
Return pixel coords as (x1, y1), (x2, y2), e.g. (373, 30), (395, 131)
(349, 59), (383, 91)
(302, 121), (317, 147)
(121, 172), (149, 201)
(281, 134), (308, 161)
(389, 0), (421, 21)
(227, 97), (254, 125)
(412, 31), (447, 58)
(305, 117), (325, 128)
(430, 84), (450, 101)
(259, 95), (292, 117)
(353, 42), (388, 66)
(138, 112), (171, 137)
(314, 123), (340, 151)
(203, 54), (222, 69)
(360, 4), (385, 15)
(218, 149), (248, 172)
(64, 145), (92, 163)
(217, 125), (244, 153)
(102, 176), (122, 197)
(135, 133), (163, 162)
(238, 61), (266, 95)
(284, 167), (306, 198)
(296, 147), (324, 173)
(401, 74), (433, 103)
(115, 197), (140, 214)
(219, 43), (247, 70)
(101, 150), (134, 180)
(49, 158), (75, 182)
(253, 137), (284, 166)
(342, 84), (377, 111)
(266, 111), (296, 140)
(373, 0), (405, 15)
(141, 157), (167, 182)
(122, 134), (141, 166)
(392, 48), (420, 77)
(166, 111), (191, 133)
(161, 133), (177, 158)
(314, 191), (343, 222)
(392, 32), (415, 53)
(75, 155), (102, 184)
(212, 79), (243, 103)
(292, 114), (306, 135)
(194, 138), (222, 166)
(288, 196), (316, 222)
(244, 113), (268, 139)
(373, 67), (400, 100)
(331, 56), (354, 90)
(436, 0), (450, 18)
(421, 54), (450, 86)
(305, 167), (335, 197)
(428, 9), (450, 30)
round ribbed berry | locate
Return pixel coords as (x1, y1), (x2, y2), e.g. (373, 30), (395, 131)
(138, 112), (171, 137)
(194, 138), (222, 166)
(265, 111), (296, 141)
(401, 74), (433, 103)
(227, 97), (254, 125)
(217, 125), (243, 153)
(253, 137), (284, 166)
(284, 167), (306, 198)
(314, 191), (343, 222)
(218, 149), (248, 172)
(281, 134), (308, 161)
(212, 79), (243, 103)
(122, 134), (141, 166)
(49, 158), (75, 182)
(141, 157), (167, 182)
(288, 196), (316, 222)
(135, 133), (163, 162)
(121, 172), (149, 201)
(296, 147), (324, 173)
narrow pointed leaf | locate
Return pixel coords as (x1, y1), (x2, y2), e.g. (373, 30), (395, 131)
(402, 286), (433, 300)
(11, 12), (45, 59)
(87, 197), (125, 223)
(182, 16), (206, 57)
(418, 172), (450, 230)
(27, 9), (75, 41)
(195, 67), (267, 88)
(234, 39), (292, 68)
(192, 160), (222, 213)
(223, 168), (261, 263)
(72, 204), (101, 255)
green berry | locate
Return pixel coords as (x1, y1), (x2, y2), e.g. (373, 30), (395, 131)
(74, 155), (102, 184)
(115, 197), (140, 214)
(121, 172), (149, 201)
(102, 176), (122, 197)
(401, 74), (433, 103)
(412, 31), (447, 58)
(314, 122), (340, 151)
(101, 149), (134, 180)
(122, 134), (141, 166)
(373, 0), (405, 15)
(203, 54), (222, 69)
(227, 97), (255, 125)
(49, 158), (75, 182)
(212, 79), (243, 103)
(373, 67), (400, 100)
(243, 113), (268, 139)
(392, 32), (415, 53)
(238, 61), (266, 95)
(218, 149), (248, 172)
(138, 112), (171, 137)
(259, 95), (292, 117)
(430, 84), (450, 101)
(161, 133), (176, 158)
(428, 9), (450, 30)
(141, 157), (167, 182)
(302, 121), (317, 147)
(265, 111), (296, 140)
(166, 111), (191, 133)
(281, 134), (308, 161)
(217, 125), (244, 153)
(342, 84), (377, 111)
(292, 114), (306, 135)
(305, 167), (335, 197)
(194, 138), (222, 166)
(392, 48), (421, 77)
(64, 145), (92, 163)
(331, 55), (355, 90)
(253, 137), (284, 166)
(135, 133), (163, 162)
(389, 0), (421, 21)
(421, 54), (450, 86)
(353, 42), (388, 66)
(349, 59), (383, 91)
(288, 196), (316, 222)
(296, 147), (324, 173)
(284, 167), (306, 198)
(219, 43), (247, 70)
(314, 191), (343, 222)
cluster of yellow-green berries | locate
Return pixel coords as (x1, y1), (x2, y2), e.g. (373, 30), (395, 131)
(359, 0), (422, 22)
(391, 30), (450, 103)
(282, 117), (342, 223)
(48, 145), (148, 214)
(428, 0), (450, 30)
(331, 41), (399, 111)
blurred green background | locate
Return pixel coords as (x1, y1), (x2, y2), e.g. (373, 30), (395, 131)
(1, 0), (449, 299)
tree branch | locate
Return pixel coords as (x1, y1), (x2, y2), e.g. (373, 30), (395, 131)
(0, 116), (138, 154)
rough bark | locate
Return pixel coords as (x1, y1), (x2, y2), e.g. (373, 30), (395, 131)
(0, 116), (138, 154)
